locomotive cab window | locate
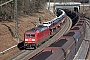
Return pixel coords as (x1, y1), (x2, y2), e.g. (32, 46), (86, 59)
(26, 34), (35, 37)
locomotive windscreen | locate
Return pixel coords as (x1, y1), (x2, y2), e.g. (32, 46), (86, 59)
(26, 34), (35, 37)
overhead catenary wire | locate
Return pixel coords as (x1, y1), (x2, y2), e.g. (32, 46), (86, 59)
(0, 0), (13, 6)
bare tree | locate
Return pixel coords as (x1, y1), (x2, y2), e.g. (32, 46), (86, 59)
(0, 0), (47, 21)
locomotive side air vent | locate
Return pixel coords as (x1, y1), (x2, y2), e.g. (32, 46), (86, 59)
(49, 39), (67, 47)
(64, 32), (75, 36)
(71, 27), (80, 30)
(76, 24), (83, 26)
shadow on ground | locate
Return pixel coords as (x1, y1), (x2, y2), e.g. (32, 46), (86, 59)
(17, 41), (25, 50)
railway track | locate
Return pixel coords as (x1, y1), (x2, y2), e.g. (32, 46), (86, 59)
(6, 16), (72, 60)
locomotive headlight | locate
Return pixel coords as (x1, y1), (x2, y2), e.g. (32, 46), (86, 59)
(32, 39), (35, 41)
(25, 39), (28, 41)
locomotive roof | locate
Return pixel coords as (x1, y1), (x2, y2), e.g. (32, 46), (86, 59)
(31, 51), (52, 60)
(26, 25), (48, 32)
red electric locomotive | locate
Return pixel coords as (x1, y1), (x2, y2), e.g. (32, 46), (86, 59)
(24, 25), (50, 49)
(24, 9), (66, 49)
